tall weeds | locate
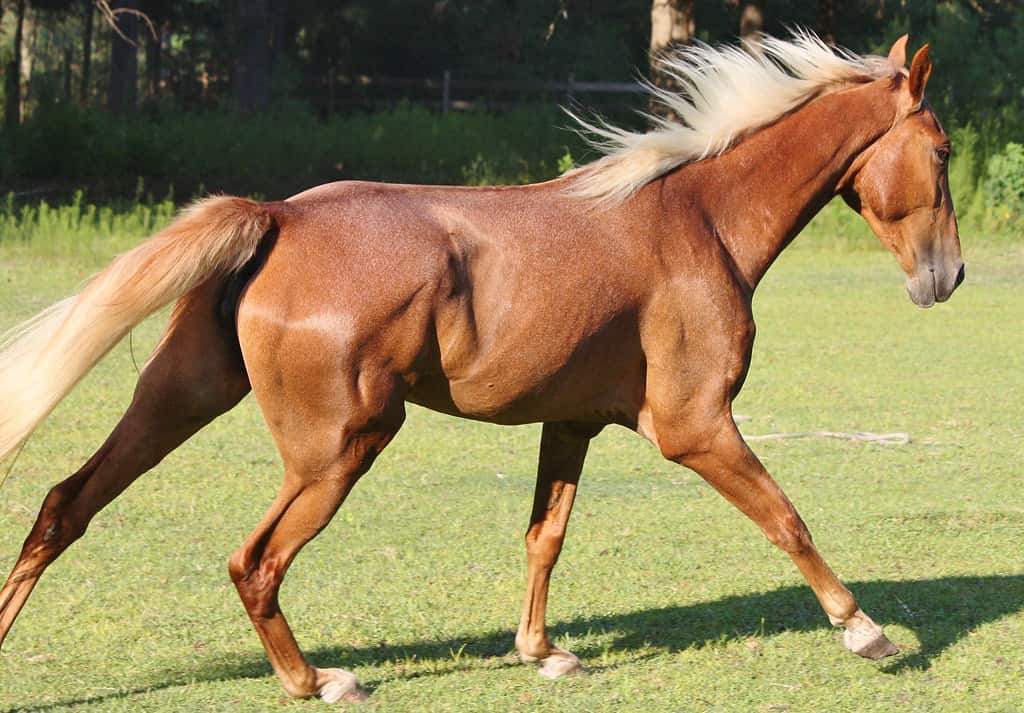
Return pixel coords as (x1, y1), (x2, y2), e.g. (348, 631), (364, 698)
(0, 109), (1017, 256)
(0, 190), (176, 256)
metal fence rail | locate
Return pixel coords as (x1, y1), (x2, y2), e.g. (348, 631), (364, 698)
(329, 73), (647, 114)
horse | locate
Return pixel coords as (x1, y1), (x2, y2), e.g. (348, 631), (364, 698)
(0, 33), (963, 704)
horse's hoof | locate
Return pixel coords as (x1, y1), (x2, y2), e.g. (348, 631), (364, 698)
(538, 651), (584, 680)
(317, 668), (368, 704)
(845, 627), (899, 659)
(842, 610), (899, 659)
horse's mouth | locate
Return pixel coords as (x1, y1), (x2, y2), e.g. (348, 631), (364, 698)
(906, 262), (964, 308)
(906, 273), (937, 308)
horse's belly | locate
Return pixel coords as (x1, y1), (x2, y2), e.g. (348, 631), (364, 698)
(407, 324), (645, 427)
(404, 376), (536, 424)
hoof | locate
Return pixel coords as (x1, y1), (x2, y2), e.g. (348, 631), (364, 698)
(842, 610), (899, 660)
(537, 650), (584, 680)
(317, 668), (368, 704)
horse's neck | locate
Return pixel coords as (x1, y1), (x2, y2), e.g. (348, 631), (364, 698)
(666, 80), (897, 291)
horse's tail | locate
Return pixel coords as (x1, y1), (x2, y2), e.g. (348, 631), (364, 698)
(0, 196), (274, 463)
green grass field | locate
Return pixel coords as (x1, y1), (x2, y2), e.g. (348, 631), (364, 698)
(0, 228), (1022, 711)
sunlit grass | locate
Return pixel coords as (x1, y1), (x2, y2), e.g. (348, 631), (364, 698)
(0, 223), (1021, 711)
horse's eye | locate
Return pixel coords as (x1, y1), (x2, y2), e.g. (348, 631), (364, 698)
(934, 146), (951, 164)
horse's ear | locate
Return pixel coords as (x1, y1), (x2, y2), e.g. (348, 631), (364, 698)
(908, 43), (932, 105)
(888, 34), (909, 68)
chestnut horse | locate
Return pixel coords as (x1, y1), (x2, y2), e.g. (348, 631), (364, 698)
(0, 34), (962, 703)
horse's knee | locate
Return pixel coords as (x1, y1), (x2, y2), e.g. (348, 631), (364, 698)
(524, 523), (566, 561)
(228, 551), (283, 619)
(227, 548), (250, 585)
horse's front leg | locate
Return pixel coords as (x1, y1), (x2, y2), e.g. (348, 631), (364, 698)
(515, 421), (601, 678)
(657, 411), (899, 659)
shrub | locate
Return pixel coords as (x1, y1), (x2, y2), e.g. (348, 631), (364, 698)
(983, 142), (1024, 226)
(0, 105), (590, 201)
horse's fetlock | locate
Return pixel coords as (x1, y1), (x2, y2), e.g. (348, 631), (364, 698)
(278, 668), (319, 698)
(515, 634), (549, 661)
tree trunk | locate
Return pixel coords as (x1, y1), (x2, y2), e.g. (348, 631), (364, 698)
(108, 0), (139, 115)
(145, 23), (163, 101)
(233, 0), (272, 113)
(269, 0), (289, 67)
(4, 0), (27, 130)
(817, 0), (836, 44)
(20, 0), (35, 114)
(739, 0), (765, 43)
(648, 0), (694, 121)
(81, 0), (94, 104)
(63, 47), (73, 103)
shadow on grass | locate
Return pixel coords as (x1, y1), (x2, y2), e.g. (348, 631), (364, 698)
(6, 574), (1022, 711)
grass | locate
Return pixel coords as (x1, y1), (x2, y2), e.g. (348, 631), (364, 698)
(0, 223), (1022, 711)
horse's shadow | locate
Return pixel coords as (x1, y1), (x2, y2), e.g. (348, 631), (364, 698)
(6, 574), (1022, 712)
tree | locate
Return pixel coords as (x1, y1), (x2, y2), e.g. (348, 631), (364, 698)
(80, 0), (94, 102)
(229, 0), (273, 113)
(817, 0), (836, 44)
(4, 0), (28, 129)
(649, 0), (693, 121)
(107, 0), (139, 114)
(740, 0), (765, 42)
(141, 0), (175, 104)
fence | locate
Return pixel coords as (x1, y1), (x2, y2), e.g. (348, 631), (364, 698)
(322, 73), (648, 115)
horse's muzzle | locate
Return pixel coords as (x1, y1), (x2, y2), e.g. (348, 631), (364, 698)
(906, 260), (964, 308)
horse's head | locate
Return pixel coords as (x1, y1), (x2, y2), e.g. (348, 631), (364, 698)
(842, 36), (964, 307)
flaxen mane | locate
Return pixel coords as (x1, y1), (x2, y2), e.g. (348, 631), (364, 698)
(565, 31), (895, 205)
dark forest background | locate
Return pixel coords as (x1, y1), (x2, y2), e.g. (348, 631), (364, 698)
(0, 1), (1020, 217)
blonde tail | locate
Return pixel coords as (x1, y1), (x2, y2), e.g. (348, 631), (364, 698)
(0, 196), (274, 462)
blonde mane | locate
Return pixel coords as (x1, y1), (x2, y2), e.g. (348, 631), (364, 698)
(565, 31), (895, 205)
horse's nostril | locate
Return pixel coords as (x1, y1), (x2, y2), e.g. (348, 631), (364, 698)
(954, 264), (965, 288)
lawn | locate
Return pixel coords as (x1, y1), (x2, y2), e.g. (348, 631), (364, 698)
(0, 230), (1022, 711)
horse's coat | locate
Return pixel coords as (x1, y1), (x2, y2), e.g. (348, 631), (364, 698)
(0, 34), (963, 703)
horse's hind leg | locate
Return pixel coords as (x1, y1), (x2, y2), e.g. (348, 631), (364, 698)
(516, 422), (601, 679)
(0, 281), (250, 648)
(227, 353), (405, 703)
